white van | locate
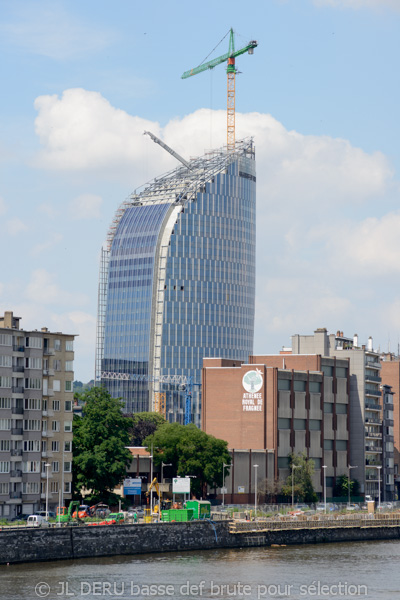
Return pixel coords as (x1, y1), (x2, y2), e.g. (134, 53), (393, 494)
(27, 515), (50, 527)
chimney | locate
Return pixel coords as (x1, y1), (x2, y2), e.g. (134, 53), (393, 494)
(353, 334), (358, 348)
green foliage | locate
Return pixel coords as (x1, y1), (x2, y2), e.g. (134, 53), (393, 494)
(73, 380), (94, 393)
(127, 412), (166, 446)
(72, 387), (132, 503)
(281, 452), (318, 503)
(143, 423), (231, 497)
(333, 474), (360, 497)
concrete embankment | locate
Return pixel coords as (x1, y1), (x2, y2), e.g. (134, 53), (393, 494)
(1, 518), (400, 565)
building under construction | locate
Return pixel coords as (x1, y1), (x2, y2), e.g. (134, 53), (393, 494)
(96, 139), (256, 426)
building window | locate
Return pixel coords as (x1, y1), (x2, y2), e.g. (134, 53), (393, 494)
(309, 419), (321, 431)
(64, 400), (72, 412)
(277, 418), (291, 429)
(50, 481), (59, 493)
(324, 439), (333, 450)
(336, 403), (347, 414)
(277, 457), (290, 469)
(53, 380), (61, 392)
(309, 381), (321, 393)
(0, 397), (11, 409)
(51, 441), (59, 452)
(0, 419), (11, 430)
(0, 461), (10, 473)
(277, 378), (291, 391)
(293, 380), (306, 392)
(54, 340), (61, 352)
(0, 356), (12, 367)
(311, 458), (321, 469)
(25, 337), (42, 349)
(324, 402), (334, 414)
(336, 440), (347, 451)
(24, 398), (41, 410)
(0, 334), (12, 346)
(52, 400), (60, 411)
(66, 340), (74, 352)
(25, 378), (41, 390)
(0, 377), (11, 388)
(53, 360), (61, 371)
(65, 361), (73, 371)
(64, 421), (72, 432)
(22, 461), (39, 473)
(64, 461), (72, 472)
(65, 381), (73, 392)
(64, 441), (72, 452)
(22, 482), (39, 494)
(52, 461), (59, 473)
(25, 357), (42, 369)
(23, 440), (40, 452)
(336, 367), (348, 378)
(24, 419), (41, 431)
(293, 419), (306, 430)
(321, 365), (333, 377)
(0, 482), (10, 494)
(64, 482), (71, 494)
(51, 421), (60, 432)
(0, 440), (10, 451)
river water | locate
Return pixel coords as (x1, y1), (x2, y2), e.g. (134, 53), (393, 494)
(0, 540), (399, 600)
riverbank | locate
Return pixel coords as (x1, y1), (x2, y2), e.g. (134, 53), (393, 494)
(1, 515), (400, 565)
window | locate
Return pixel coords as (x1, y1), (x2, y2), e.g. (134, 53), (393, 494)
(25, 337), (42, 349)
(25, 378), (41, 390)
(52, 400), (60, 411)
(278, 378), (291, 391)
(51, 421), (60, 432)
(64, 400), (72, 412)
(66, 340), (74, 352)
(293, 419), (306, 430)
(277, 457), (290, 469)
(309, 381), (321, 393)
(278, 418), (291, 429)
(336, 403), (347, 414)
(0, 461), (10, 473)
(321, 365), (333, 377)
(64, 421), (72, 432)
(65, 381), (73, 392)
(0, 334), (12, 346)
(50, 481), (59, 493)
(311, 458), (321, 469)
(0, 377), (11, 388)
(53, 380), (60, 392)
(324, 402), (334, 414)
(0, 440), (10, 452)
(324, 439), (333, 450)
(25, 357), (42, 369)
(326, 476), (334, 487)
(65, 361), (73, 371)
(23, 440), (40, 452)
(336, 367), (348, 378)
(0, 419), (11, 430)
(42, 440), (47, 452)
(0, 482), (10, 494)
(0, 397), (11, 409)
(336, 440), (348, 451)
(64, 461), (71, 472)
(24, 419), (41, 431)
(53, 359), (61, 371)
(64, 441), (72, 452)
(294, 380), (306, 392)
(24, 398), (41, 410)
(0, 356), (11, 367)
(23, 461), (40, 473)
(309, 419), (321, 431)
(52, 461), (59, 473)
(42, 420), (47, 432)
(51, 441), (59, 452)
(22, 482), (39, 494)
(64, 482), (71, 494)
(54, 339), (61, 352)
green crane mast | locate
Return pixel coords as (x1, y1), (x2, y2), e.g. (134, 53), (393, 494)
(181, 28), (257, 152)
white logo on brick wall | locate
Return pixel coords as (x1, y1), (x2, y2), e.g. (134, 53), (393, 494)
(242, 369), (263, 393)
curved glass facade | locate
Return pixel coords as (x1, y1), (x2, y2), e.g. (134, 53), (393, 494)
(97, 141), (256, 425)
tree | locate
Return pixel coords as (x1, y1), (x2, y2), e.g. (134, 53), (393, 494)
(258, 478), (282, 503)
(127, 412), (166, 446)
(333, 474), (360, 498)
(281, 452), (318, 503)
(143, 423), (231, 497)
(72, 386), (132, 503)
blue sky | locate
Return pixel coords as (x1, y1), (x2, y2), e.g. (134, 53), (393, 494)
(1, 0), (400, 381)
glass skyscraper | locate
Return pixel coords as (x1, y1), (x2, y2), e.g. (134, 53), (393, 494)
(96, 139), (256, 426)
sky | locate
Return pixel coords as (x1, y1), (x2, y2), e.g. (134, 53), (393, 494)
(1, 0), (400, 381)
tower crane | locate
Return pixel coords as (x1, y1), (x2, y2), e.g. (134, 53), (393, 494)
(181, 28), (257, 152)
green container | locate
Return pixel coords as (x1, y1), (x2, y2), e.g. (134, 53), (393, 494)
(161, 509), (194, 522)
(185, 500), (211, 519)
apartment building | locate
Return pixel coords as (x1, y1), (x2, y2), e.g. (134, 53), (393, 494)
(0, 311), (75, 519)
(202, 353), (350, 503)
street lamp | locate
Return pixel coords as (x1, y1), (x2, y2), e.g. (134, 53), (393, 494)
(292, 464), (300, 508)
(253, 464), (259, 518)
(45, 463), (51, 520)
(347, 465), (357, 507)
(322, 465), (327, 513)
(222, 463), (229, 507)
(376, 466), (382, 510)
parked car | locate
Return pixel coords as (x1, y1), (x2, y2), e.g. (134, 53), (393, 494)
(35, 511), (56, 519)
(10, 514), (29, 522)
(346, 503), (359, 511)
(27, 515), (50, 527)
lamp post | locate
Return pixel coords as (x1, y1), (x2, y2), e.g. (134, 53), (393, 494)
(222, 463), (229, 507)
(253, 464), (259, 518)
(347, 465), (357, 507)
(45, 463), (51, 521)
(322, 465), (327, 513)
(376, 465), (382, 510)
(292, 464), (300, 508)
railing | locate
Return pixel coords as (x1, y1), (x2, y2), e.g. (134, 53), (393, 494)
(10, 449), (22, 457)
(365, 431), (382, 439)
(365, 446), (382, 452)
(12, 386), (24, 394)
(10, 470), (22, 478)
(365, 402), (381, 411)
(11, 406), (23, 414)
(43, 348), (55, 355)
(12, 346), (24, 352)
(365, 417), (382, 424)
(11, 428), (23, 436)
(9, 492), (22, 499)
(12, 366), (25, 373)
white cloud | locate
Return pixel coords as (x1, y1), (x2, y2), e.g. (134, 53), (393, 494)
(25, 269), (88, 307)
(6, 218), (28, 235)
(31, 233), (63, 257)
(2, 3), (115, 60)
(313, 0), (400, 10)
(69, 193), (103, 220)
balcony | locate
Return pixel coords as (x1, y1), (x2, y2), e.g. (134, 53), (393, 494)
(12, 386), (24, 394)
(41, 431), (53, 438)
(42, 389), (54, 397)
(365, 445), (382, 453)
(365, 389), (382, 398)
(11, 428), (23, 436)
(11, 406), (23, 415)
(12, 345), (24, 353)
(365, 417), (382, 425)
(41, 451), (53, 458)
(43, 368), (55, 377)
(9, 492), (22, 499)
(43, 348), (55, 356)
(12, 366), (25, 374)
(365, 374), (381, 383)
(10, 449), (23, 457)
(365, 402), (381, 411)
(365, 459), (381, 466)
(365, 431), (382, 439)
(10, 469), (22, 478)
